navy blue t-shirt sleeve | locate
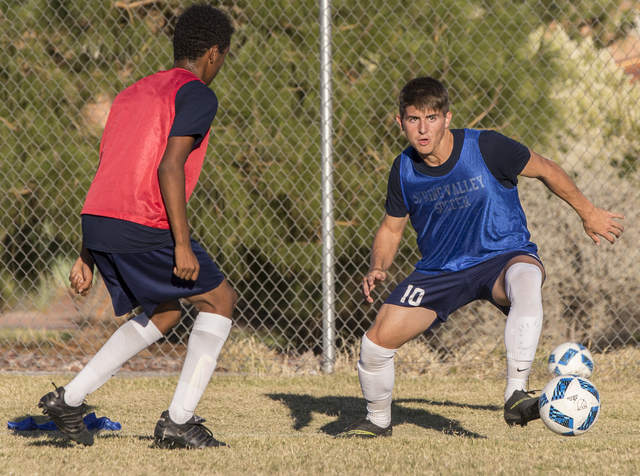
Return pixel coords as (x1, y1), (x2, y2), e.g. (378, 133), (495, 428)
(384, 155), (409, 217)
(478, 130), (530, 189)
(169, 80), (218, 144)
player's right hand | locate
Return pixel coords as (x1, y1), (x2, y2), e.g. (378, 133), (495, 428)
(362, 268), (386, 304)
(174, 244), (200, 281)
(69, 256), (94, 297)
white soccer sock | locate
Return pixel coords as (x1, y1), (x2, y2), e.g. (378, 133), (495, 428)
(64, 313), (162, 407)
(168, 312), (231, 424)
(503, 263), (543, 401)
(357, 333), (398, 429)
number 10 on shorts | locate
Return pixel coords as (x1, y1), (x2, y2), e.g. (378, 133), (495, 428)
(400, 285), (425, 306)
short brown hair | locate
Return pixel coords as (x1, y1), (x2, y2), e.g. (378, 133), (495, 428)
(398, 77), (449, 119)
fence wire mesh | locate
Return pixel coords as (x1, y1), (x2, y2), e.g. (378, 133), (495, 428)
(1, 0), (639, 374)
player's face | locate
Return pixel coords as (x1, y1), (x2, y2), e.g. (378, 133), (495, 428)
(396, 106), (452, 162)
(203, 46), (230, 85)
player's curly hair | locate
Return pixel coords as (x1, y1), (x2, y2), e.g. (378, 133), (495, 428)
(398, 77), (450, 119)
(173, 4), (235, 62)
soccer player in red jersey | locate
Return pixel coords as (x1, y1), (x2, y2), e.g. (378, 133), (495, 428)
(38, 5), (236, 449)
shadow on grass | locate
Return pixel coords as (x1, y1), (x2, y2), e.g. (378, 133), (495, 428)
(17, 432), (154, 448)
(27, 437), (79, 448)
(267, 394), (498, 439)
(99, 433), (154, 441)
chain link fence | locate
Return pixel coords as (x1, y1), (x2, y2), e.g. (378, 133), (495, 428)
(1, 0), (639, 374)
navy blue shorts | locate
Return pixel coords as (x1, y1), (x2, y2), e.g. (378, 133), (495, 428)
(88, 239), (225, 317)
(384, 251), (543, 330)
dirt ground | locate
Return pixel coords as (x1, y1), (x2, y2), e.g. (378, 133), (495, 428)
(0, 293), (80, 331)
(0, 281), (182, 373)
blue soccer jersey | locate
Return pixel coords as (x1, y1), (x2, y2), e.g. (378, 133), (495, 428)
(399, 128), (537, 274)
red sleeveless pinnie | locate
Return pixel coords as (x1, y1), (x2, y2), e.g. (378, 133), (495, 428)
(82, 69), (210, 229)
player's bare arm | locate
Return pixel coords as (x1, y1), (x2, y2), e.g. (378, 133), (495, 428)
(158, 135), (200, 281)
(520, 151), (625, 245)
(69, 243), (94, 297)
(363, 214), (409, 303)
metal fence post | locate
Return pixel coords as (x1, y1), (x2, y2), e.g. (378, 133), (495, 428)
(319, 0), (336, 374)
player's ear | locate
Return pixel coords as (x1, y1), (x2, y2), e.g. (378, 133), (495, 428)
(208, 45), (220, 63)
(395, 114), (404, 131)
(444, 110), (452, 128)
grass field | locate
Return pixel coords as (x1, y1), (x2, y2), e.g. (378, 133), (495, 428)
(2, 370), (639, 476)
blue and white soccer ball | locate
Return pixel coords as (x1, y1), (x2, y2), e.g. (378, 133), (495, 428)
(548, 342), (594, 378)
(539, 375), (600, 436)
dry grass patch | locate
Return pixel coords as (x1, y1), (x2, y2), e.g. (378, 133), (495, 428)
(2, 369), (640, 475)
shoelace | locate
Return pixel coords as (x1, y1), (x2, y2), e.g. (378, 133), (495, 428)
(189, 422), (214, 438)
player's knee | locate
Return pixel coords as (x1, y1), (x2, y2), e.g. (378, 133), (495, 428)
(505, 263), (543, 316)
(359, 333), (397, 371)
(189, 280), (237, 317)
(166, 312), (182, 329)
(218, 281), (238, 313)
(505, 264), (542, 300)
(149, 301), (183, 334)
(224, 286), (238, 314)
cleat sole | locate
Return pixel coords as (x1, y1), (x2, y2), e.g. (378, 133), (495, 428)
(153, 411), (226, 449)
(38, 397), (94, 446)
(153, 437), (180, 449)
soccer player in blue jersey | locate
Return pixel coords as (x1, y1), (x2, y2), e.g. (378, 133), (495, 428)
(340, 77), (624, 438)
(37, 5), (236, 448)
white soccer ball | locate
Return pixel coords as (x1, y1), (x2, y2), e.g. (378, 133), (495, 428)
(548, 342), (594, 377)
(539, 375), (601, 436)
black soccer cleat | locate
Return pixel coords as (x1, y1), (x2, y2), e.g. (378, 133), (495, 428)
(337, 418), (393, 439)
(38, 383), (94, 446)
(504, 389), (540, 427)
(153, 411), (226, 449)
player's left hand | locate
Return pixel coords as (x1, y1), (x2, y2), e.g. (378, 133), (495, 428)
(582, 207), (625, 245)
(69, 254), (94, 297)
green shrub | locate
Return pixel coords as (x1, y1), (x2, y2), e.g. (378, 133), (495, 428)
(0, 0), (633, 352)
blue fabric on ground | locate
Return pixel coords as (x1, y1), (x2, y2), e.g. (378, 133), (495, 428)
(8, 417), (56, 431)
(8, 412), (121, 431)
(84, 412), (122, 430)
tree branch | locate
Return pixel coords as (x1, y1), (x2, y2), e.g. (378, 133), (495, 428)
(467, 84), (502, 128)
